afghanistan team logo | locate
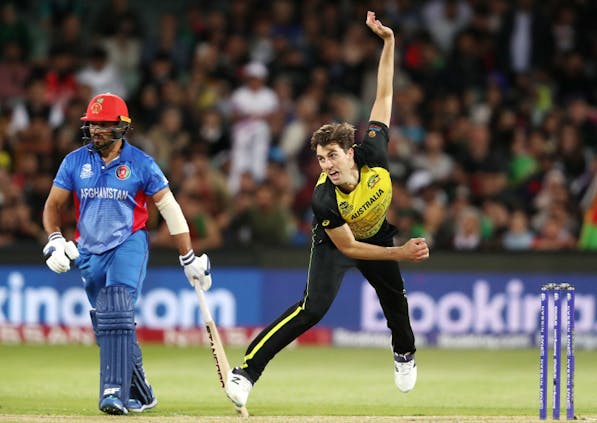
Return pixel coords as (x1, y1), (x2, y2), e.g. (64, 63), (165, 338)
(90, 97), (104, 115)
(116, 165), (131, 180)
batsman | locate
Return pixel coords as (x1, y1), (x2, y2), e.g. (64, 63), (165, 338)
(42, 93), (212, 415)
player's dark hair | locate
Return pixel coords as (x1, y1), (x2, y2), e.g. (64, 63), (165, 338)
(310, 122), (355, 151)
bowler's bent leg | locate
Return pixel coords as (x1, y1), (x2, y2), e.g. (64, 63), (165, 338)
(243, 243), (352, 383)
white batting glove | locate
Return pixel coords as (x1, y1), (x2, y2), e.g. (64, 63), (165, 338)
(43, 232), (80, 273)
(179, 250), (212, 291)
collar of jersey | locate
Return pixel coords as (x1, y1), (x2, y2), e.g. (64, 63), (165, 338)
(96, 139), (132, 165)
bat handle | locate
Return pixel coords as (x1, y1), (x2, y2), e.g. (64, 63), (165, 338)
(195, 284), (213, 323)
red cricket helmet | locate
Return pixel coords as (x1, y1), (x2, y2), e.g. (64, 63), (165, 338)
(80, 93), (131, 124)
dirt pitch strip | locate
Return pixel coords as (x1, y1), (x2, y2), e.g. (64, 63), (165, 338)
(3, 416), (597, 423)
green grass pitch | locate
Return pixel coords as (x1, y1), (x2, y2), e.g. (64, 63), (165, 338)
(0, 343), (595, 422)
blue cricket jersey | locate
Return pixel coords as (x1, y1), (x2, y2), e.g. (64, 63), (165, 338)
(53, 141), (168, 254)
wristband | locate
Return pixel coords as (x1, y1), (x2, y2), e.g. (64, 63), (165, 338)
(179, 250), (195, 266)
(48, 232), (63, 241)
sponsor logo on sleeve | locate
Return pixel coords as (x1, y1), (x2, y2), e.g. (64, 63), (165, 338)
(367, 124), (382, 138)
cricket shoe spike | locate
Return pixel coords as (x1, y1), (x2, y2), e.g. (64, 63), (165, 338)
(394, 352), (417, 393)
(99, 395), (128, 415)
(226, 367), (253, 407)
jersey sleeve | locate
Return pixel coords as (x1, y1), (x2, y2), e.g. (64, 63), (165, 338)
(355, 121), (390, 169)
(311, 180), (345, 230)
(52, 156), (74, 191)
(143, 157), (169, 196)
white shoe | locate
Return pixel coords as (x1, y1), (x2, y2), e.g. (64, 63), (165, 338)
(394, 353), (417, 393)
(225, 367), (253, 407)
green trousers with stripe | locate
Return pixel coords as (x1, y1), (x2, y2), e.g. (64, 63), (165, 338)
(241, 239), (416, 383)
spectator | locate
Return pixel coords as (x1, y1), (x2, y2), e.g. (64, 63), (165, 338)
(533, 168), (568, 218)
(249, 15), (274, 65)
(140, 14), (191, 75)
(36, 1), (85, 35)
(53, 97), (88, 164)
(414, 200), (447, 249)
(554, 53), (595, 104)
(265, 151), (294, 209)
(0, 197), (45, 245)
(227, 61), (279, 194)
(0, 0), (595, 254)
(151, 189), (223, 252)
(556, 122), (589, 185)
(197, 108), (231, 160)
(44, 44), (78, 106)
(143, 105), (190, 173)
(0, 2), (31, 60)
(0, 165), (45, 246)
(566, 98), (597, 153)
(52, 13), (87, 60)
(503, 208), (534, 250)
(228, 183), (295, 246)
(444, 29), (487, 92)
(422, 0), (472, 53)
(0, 40), (30, 108)
(278, 94), (320, 186)
(76, 45), (127, 98)
(11, 112), (55, 173)
(92, 0), (143, 39)
(187, 43), (231, 113)
(101, 18), (142, 95)
(480, 197), (511, 248)
(578, 156), (597, 250)
(460, 123), (508, 201)
(184, 150), (232, 232)
(389, 180), (420, 244)
(453, 206), (483, 250)
(412, 130), (454, 185)
(532, 215), (576, 251)
(496, 0), (553, 75)
(507, 128), (539, 187)
(8, 77), (64, 136)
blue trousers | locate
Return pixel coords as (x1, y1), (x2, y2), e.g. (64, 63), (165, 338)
(76, 230), (149, 307)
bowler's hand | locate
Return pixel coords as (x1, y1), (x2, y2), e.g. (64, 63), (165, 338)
(179, 250), (212, 291)
(43, 232), (80, 273)
(366, 10), (394, 40)
(401, 238), (430, 262)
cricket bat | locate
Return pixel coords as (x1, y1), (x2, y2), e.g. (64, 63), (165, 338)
(194, 285), (250, 417)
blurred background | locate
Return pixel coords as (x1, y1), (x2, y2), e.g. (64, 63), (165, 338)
(1, 0), (596, 254)
(0, 0), (596, 347)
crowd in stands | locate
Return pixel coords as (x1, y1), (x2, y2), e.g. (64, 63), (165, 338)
(0, 0), (596, 252)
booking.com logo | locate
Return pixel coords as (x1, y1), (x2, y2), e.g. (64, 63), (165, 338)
(361, 279), (596, 334)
